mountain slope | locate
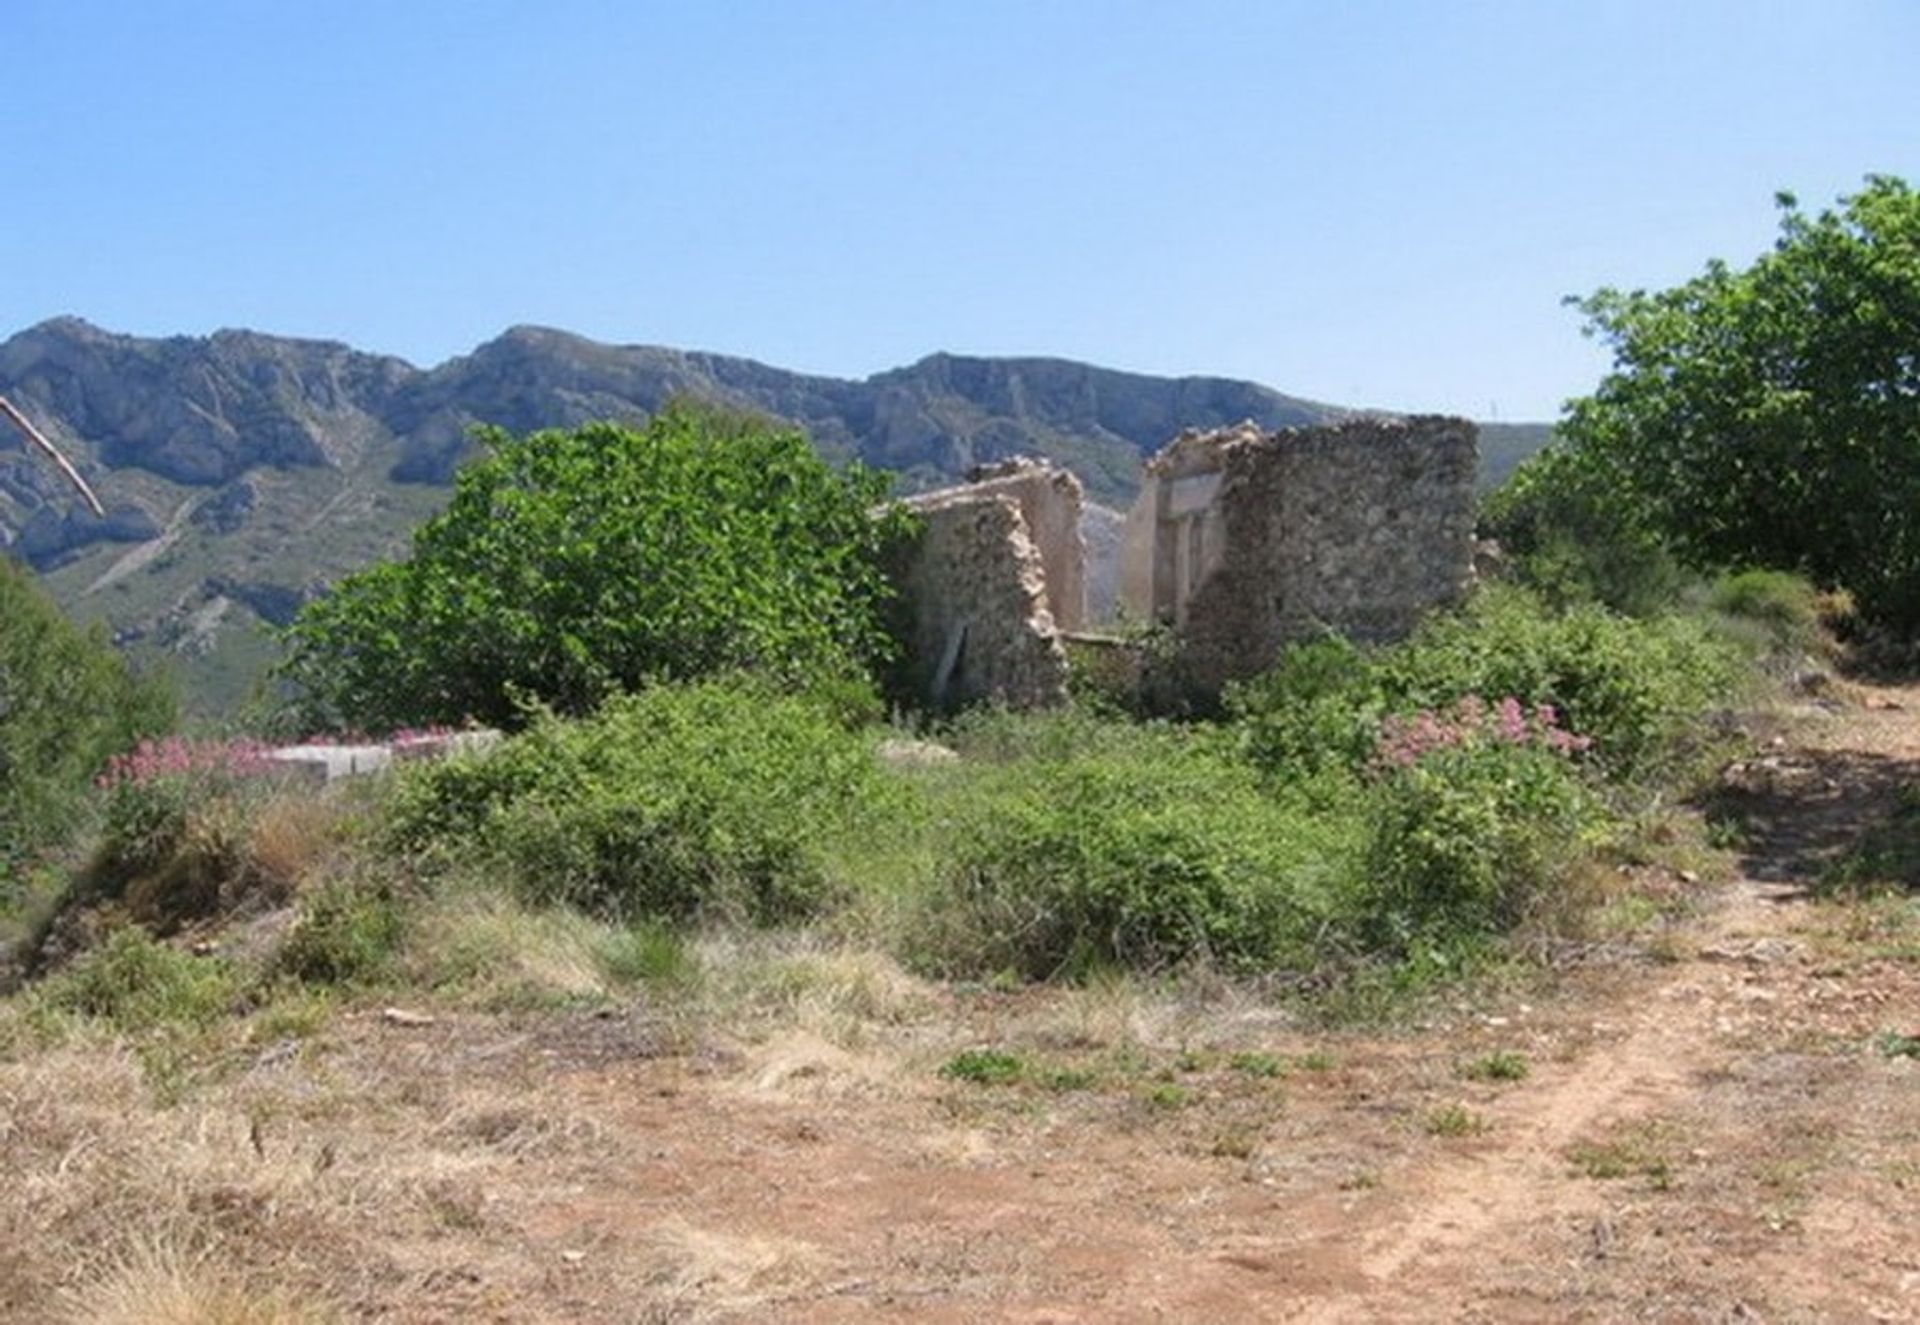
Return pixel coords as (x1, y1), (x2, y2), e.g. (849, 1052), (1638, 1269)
(0, 318), (1552, 713)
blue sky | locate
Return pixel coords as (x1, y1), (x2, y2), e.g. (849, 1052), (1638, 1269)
(6, 1), (1915, 419)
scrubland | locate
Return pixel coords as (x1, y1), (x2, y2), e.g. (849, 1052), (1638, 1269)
(10, 574), (1918, 1320)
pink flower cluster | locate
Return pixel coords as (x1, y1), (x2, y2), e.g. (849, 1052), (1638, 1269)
(1374, 695), (1593, 770)
(97, 736), (278, 790)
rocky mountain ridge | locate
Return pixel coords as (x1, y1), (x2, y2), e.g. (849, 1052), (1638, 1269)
(1, 317), (1349, 520)
(0, 317), (1551, 712)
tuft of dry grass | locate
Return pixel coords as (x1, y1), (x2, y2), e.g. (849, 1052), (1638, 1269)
(59, 1236), (336, 1325)
(689, 935), (934, 1048)
(639, 1216), (824, 1318)
(401, 888), (618, 1006)
(245, 795), (349, 901)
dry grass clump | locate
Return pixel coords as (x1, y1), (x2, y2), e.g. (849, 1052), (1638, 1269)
(639, 1216), (824, 1318)
(402, 888), (619, 1005)
(244, 794), (351, 900)
(679, 933), (938, 1054)
(59, 1236), (336, 1325)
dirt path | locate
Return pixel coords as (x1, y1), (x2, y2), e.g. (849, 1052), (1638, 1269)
(1285, 688), (1920, 1322)
(487, 684), (1917, 1323)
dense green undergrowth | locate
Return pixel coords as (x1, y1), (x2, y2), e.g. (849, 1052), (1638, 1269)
(1, 571), (1808, 1067)
(3, 576), (1781, 1044)
(383, 678), (903, 924)
(0, 558), (173, 912)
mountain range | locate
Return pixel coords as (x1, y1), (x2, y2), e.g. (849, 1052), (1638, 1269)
(0, 317), (1553, 713)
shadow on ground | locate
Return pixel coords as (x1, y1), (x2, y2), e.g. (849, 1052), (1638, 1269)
(1706, 745), (1920, 892)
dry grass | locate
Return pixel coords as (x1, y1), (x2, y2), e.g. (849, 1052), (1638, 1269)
(4, 888), (1916, 1322)
(693, 938), (935, 1044)
(402, 889), (620, 1005)
(0, 1012), (632, 1320)
(244, 795), (348, 900)
(59, 1236), (335, 1325)
(638, 1217), (824, 1317)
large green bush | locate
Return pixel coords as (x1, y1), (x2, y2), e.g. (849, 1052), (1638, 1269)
(279, 405), (916, 732)
(1230, 586), (1738, 783)
(1705, 568), (1828, 661)
(1479, 444), (1689, 615)
(383, 678), (899, 924)
(1375, 589), (1738, 778)
(908, 722), (1363, 980)
(1223, 636), (1384, 782)
(1362, 720), (1604, 946)
(1, 558), (174, 901)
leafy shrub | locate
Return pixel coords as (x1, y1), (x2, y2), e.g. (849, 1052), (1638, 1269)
(280, 405), (916, 732)
(1709, 569), (1821, 634)
(1479, 444), (1689, 615)
(936, 704), (1199, 766)
(910, 727), (1363, 980)
(80, 737), (305, 931)
(1373, 695), (1593, 767)
(1230, 586), (1738, 784)
(0, 557), (174, 895)
(1362, 725), (1603, 945)
(277, 879), (405, 985)
(36, 926), (238, 1031)
(96, 737), (278, 876)
(1227, 636), (1383, 781)
(383, 677), (899, 924)
(1376, 588), (1737, 779)
(1706, 569), (1827, 660)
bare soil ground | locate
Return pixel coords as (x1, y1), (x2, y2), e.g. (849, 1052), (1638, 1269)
(5, 691), (1920, 1323)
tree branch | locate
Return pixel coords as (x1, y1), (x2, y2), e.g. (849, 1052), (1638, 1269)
(0, 393), (105, 517)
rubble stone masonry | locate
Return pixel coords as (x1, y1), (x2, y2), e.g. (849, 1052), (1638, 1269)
(1120, 416), (1478, 693)
(886, 460), (1084, 709)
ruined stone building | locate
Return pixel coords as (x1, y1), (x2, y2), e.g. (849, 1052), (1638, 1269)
(886, 417), (1477, 709)
(1119, 415), (1478, 693)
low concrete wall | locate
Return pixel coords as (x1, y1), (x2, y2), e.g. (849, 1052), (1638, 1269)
(266, 729), (502, 784)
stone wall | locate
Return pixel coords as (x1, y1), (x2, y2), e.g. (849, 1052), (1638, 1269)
(1120, 416), (1478, 693)
(955, 458), (1088, 631)
(887, 461), (1082, 709)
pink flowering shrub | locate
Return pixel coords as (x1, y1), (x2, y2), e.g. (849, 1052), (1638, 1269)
(96, 737), (283, 876)
(1364, 699), (1604, 942)
(1373, 695), (1593, 771)
(98, 736), (278, 789)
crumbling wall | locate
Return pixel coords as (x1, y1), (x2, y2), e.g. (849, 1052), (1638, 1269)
(1122, 416), (1478, 693)
(955, 458), (1088, 630)
(888, 474), (1074, 710)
